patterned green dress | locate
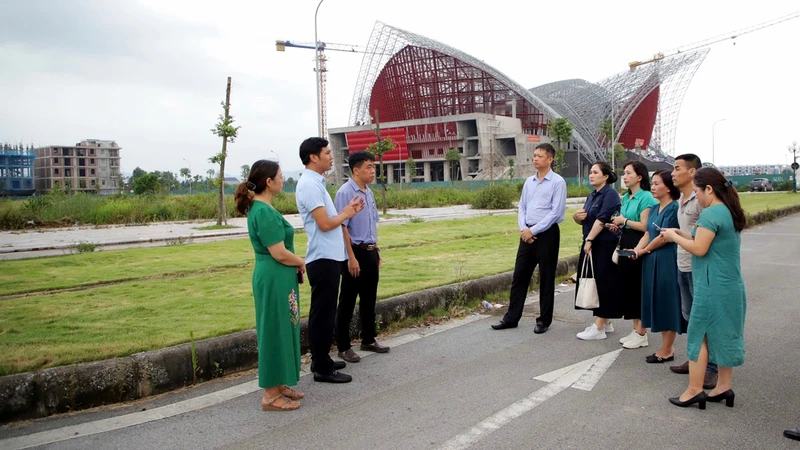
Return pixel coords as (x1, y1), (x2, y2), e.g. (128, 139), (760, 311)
(688, 204), (747, 367)
(247, 200), (301, 388)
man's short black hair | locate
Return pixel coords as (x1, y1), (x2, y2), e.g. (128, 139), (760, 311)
(299, 137), (329, 166)
(675, 153), (702, 170)
(535, 143), (556, 158)
(348, 151), (375, 170)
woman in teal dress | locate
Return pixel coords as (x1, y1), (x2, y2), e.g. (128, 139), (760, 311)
(629, 171), (683, 363)
(234, 160), (306, 412)
(661, 167), (747, 410)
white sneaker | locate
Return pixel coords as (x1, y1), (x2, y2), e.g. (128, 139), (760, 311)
(577, 324), (607, 340)
(622, 332), (649, 349)
(604, 322), (615, 333)
(619, 330), (638, 344)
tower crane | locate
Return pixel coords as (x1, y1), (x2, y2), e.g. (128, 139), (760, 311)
(276, 40), (369, 138)
(629, 10), (800, 70)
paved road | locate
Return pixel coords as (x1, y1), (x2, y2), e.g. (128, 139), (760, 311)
(1, 214), (799, 449)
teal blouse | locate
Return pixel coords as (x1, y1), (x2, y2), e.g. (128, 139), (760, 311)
(620, 189), (658, 229)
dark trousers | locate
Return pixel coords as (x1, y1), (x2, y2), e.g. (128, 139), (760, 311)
(503, 224), (560, 326)
(307, 259), (342, 375)
(335, 247), (380, 352)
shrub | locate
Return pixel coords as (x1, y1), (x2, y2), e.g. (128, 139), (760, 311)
(776, 180), (794, 191)
(472, 184), (516, 209)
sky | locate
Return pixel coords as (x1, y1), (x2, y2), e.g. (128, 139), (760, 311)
(1, 0), (799, 179)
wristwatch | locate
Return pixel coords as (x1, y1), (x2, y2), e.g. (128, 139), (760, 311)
(586, 238), (593, 242)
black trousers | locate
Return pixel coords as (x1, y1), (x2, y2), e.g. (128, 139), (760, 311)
(502, 224), (560, 326)
(335, 247), (380, 352)
(306, 258), (342, 375)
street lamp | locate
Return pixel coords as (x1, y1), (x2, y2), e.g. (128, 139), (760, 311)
(269, 150), (280, 162)
(182, 158), (192, 195)
(314, 0), (325, 138)
(789, 141), (798, 194)
(712, 118), (726, 166)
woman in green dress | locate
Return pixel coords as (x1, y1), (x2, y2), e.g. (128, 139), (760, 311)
(661, 167), (747, 410)
(234, 160), (306, 412)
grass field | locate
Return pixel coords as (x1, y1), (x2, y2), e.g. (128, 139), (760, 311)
(1, 192), (797, 376)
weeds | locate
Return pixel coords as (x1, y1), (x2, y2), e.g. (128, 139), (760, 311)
(190, 331), (198, 383)
(72, 242), (97, 253)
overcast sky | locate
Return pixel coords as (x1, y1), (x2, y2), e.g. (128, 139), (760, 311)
(1, 0), (798, 178)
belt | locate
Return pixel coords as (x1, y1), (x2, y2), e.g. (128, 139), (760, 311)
(352, 243), (378, 251)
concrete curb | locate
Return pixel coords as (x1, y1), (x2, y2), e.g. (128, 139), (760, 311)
(0, 255), (580, 423)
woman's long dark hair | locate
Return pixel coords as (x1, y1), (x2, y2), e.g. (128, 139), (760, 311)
(234, 159), (280, 216)
(693, 167), (746, 232)
(652, 170), (680, 200)
(593, 161), (617, 186)
(623, 161), (651, 193)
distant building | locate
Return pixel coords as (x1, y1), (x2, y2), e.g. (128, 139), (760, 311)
(717, 164), (787, 176)
(223, 176), (240, 186)
(0, 143), (36, 196)
(34, 139), (122, 194)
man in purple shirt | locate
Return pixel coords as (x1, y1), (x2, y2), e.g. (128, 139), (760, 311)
(334, 151), (390, 363)
(492, 143), (567, 334)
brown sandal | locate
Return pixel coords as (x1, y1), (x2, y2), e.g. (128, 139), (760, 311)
(281, 385), (304, 400)
(261, 394), (300, 411)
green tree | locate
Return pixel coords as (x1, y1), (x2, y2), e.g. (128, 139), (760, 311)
(130, 167), (147, 184)
(209, 78), (240, 226)
(547, 118), (573, 174)
(240, 164), (250, 182)
(365, 137), (397, 215)
(445, 148), (461, 186)
(285, 177), (297, 189)
(133, 173), (161, 195)
(507, 157), (515, 180)
(180, 167), (192, 193)
(406, 156), (416, 183)
(607, 143), (626, 175)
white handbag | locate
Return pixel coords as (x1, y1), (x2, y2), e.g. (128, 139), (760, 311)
(575, 251), (600, 309)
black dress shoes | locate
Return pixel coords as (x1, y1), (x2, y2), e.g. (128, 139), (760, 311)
(534, 323), (549, 334)
(313, 371), (353, 383)
(491, 321), (518, 330)
(310, 361), (346, 373)
(784, 428), (800, 441)
(706, 389), (735, 407)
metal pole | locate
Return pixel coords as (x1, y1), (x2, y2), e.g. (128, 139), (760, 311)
(712, 118), (725, 166)
(791, 141), (798, 194)
(314, 0), (325, 138)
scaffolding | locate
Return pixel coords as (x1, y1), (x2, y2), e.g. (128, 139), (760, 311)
(0, 143), (36, 195)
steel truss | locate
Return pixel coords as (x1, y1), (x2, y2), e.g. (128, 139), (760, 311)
(349, 21), (708, 163)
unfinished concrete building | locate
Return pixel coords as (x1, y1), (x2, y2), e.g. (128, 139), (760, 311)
(0, 143), (36, 196)
(34, 139), (122, 194)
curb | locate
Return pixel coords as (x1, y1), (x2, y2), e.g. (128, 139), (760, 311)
(0, 255), (580, 423)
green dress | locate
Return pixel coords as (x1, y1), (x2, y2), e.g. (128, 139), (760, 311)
(247, 201), (301, 388)
(688, 204), (747, 367)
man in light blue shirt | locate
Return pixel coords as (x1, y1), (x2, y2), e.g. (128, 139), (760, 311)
(492, 143), (567, 334)
(333, 151), (390, 364)
(296, 137), (364, 384)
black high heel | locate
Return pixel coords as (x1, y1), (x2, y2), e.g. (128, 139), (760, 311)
(707, 389), (735, 407)
(669, 392), (707, 410)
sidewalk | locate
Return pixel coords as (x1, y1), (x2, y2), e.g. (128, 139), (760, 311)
(0, 200), (587, 260)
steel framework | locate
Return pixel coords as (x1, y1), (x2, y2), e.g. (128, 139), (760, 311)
(349, 21), (708, 163)
(348, 22), (574, 138)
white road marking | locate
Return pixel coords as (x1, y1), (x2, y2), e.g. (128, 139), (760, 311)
(0, 314), (489, 450)
(438, 349), (622, 450)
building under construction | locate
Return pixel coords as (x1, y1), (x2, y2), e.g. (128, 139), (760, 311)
(329, 21), (707, 183)
(33, 139), (122, 195)
(0, 143), (36, 196)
